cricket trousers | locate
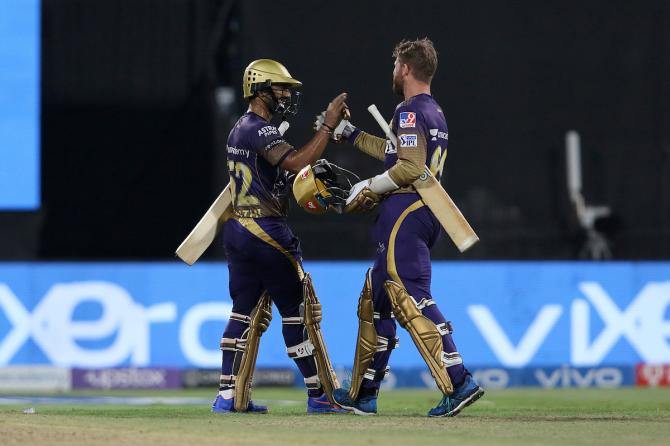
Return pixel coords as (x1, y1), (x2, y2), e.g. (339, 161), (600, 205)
(360, 193), (468, 396)
(218, 216), (321, 397)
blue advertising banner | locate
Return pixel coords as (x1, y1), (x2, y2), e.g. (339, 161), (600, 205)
(381, 365), (635, 389)
(0, 1), (40, 209)
(1, 262), (669, 369)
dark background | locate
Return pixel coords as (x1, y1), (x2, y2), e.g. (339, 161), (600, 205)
(2, 0), (668, 260)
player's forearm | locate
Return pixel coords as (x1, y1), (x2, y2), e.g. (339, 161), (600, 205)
(388, 157), (424, 186)
(281, 129), (331, 173)
(350, 129), (386, 161)
(362, 157), (423, 196)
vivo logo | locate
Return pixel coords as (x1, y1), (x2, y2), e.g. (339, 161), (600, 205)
(468, 282), (670, 367)
(535, 366), (623, 388)
(471, 368), (510, 389)
(0, 282), (231, 367)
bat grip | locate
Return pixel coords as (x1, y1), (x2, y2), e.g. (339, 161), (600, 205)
(367, 104), (397, 146)
(278, 120), (290, 136)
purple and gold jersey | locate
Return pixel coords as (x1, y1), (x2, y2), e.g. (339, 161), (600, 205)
(226, 112), (295, 218)
(386, 93), (449, 183)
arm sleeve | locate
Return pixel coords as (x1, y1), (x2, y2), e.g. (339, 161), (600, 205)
(388, 156), (424, 186)
(387, 112), (427, 186)
(350, 128), (386, 161)
(254, 125), (295, 166)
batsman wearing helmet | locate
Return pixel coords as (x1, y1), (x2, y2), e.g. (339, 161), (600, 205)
(317, 39), (484, 417)
(212, 59), (348, 414)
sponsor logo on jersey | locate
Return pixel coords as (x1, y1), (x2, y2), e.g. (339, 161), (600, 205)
(399, 134), (418, 147)
(399, 112), (416, 128)
(265, 139), (286, 151)
(258, 126), (279, 137)
(227, 146), (251, 158)
(385, 139), (396, 154)
(306, 200), (317, 209)
(300, 169), (310, 179)
(429, 129), (449, 141)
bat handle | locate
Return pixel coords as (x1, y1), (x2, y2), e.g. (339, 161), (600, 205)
(278, 120), (290, 136)
(367, 104), (397, 146)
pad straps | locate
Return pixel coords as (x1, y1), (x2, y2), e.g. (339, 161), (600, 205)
(385, 280), (454, 395)
(233, 293), (273, 411)
(302, 273), (340, 403)
(348, 268), (377, 400)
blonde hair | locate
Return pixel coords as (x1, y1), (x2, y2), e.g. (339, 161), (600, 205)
(392, 38), (438, 83)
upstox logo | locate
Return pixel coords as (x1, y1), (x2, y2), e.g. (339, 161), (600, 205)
(0, 282), (232, 367)
(468, 281), (670, 367)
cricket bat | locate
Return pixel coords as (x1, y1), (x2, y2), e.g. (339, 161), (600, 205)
(175, 184), (233, 265)
(176, 120), (290, 265)
(367, 104), (479, 252)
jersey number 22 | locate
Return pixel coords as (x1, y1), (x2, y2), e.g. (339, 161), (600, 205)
(227, 161), (259, 207)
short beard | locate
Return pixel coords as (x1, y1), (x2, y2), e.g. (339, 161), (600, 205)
(257, 91), (276, 116)
(392, 75), (404, 97)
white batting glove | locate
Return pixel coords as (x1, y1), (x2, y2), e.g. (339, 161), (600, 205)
(313, 111), (356, 142)
(344, 172), (399, 213)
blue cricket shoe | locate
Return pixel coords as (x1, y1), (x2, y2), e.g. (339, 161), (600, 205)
(211, 395), (268, 414)
(332, 388), (377, 416)
(307, 393), (349, 414)
(428, 374), (485, 417)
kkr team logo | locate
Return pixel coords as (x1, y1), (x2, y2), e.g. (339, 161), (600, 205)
(399, 112), (416, 128)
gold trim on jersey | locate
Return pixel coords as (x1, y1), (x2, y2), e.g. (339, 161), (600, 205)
(236, 217), (305, 280)
(386, 200), (425, 286)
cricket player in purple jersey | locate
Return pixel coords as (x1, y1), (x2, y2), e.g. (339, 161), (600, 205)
(319, 39), (484, 416)
(211, 59), (348, 414)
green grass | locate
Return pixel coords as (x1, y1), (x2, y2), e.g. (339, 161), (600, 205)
(1, 388), (669, 446)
